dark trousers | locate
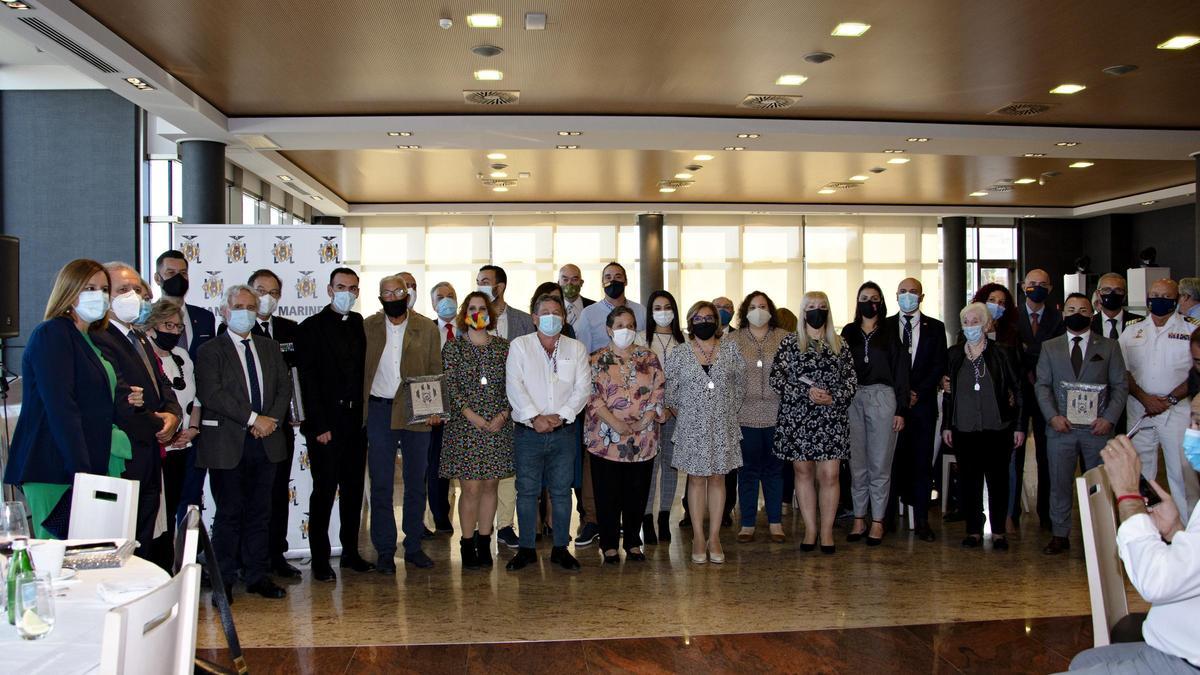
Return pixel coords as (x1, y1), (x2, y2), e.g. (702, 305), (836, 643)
(590, 454), (653, 551)
(306, 406), (367, 566)
(210, 435), (276, 585)
(1011, 380), (1050, 524)
(426, 423), (452, 529)
(889, 398), (939, 524)
(953, 429), (1012, 536)
(738, 426), (782, 527)
(162, 447), (188, 538)
(122, 441), (163, 558)
(268, 424), (296, 564)
(366, 398), (430, 558)
(176, 445), (207, 525)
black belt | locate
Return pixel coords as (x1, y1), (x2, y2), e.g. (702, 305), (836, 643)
(368, 395), (393, 404)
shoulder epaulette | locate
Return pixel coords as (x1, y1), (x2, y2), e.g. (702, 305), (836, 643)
(1185, 316), (1200, 326)
(1126, 316), (1146, 326)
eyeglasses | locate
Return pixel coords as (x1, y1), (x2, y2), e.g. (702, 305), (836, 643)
(692, 316), (716, 324)
(159, 322), (184, 332)
(380, 289), (408, 299)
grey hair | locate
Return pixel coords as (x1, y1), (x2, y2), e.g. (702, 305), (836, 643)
(1180, 277), (1200, 300)
(429, 281), (454, 299)
(223, 284), (257, 310)
(532, 293), (566, 316)
(378, 274), (407, 292)
(102, 261), (143, 291)
(960, 301), (991, 327)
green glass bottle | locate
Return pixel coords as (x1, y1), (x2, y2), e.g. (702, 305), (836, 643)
(7, 538), (32, 625)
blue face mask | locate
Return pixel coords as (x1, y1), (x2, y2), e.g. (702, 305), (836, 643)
(986, 301), (1005, 320)
(1148, 297), (1178, 318)
(963, 325), (984, 343)
(718, 309), (733, 326)
(1184, 429), (1200, 472)
(436, 296), (458, 320)
(897, 292), (920, 314)
(74, 290), (110, 324)
(136, 299), (153, 325)
(226, 309), (255, 335)
(331, 290), (355, 314)
(538, 314), (564, 337)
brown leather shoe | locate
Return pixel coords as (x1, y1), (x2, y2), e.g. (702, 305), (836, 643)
(1042, 536), (1070, 555)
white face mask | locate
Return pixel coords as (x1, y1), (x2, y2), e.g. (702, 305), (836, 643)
(611, 328), (636, 349)
(111, 290), (143, 324)
(652, 310), (674, 327)
(74, 290), (109, 324)
(257, 294), (278, 317)
(747, 308), (771, 328)
(331, 290), (355, 314)
(477, 284), (494, 301)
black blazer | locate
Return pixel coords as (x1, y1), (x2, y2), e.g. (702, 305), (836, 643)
(4, 318), (132, 485)
(185, 303), (217, 362)
(886, 313), (948, 406)
(1016, 304), (1065, 374)
(581, 296), (596, 308)
(1091, 310), (1144, 338)
(219, 315), (301, 369)
(296, 307), (366, 437)
(942, 340), (1024, 432)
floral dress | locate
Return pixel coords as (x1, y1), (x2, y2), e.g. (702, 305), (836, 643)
(665, 338), (745, 475)
(770, 333), (858, 462)
(585, 346), (666, 462)
(440, 335), (514, 480)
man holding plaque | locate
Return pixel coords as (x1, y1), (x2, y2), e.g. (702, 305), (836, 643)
(1035, 292), (1128, 555)
(363, 273), (443, 572)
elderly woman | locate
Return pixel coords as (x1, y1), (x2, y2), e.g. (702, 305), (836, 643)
(942, 302), (1025, 550)
(585, 306), (666, 564)
(666, 300), (745, 564)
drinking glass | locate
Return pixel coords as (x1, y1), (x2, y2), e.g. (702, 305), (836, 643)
(0, 501), (30, 556)
(13, 572), (55, 640)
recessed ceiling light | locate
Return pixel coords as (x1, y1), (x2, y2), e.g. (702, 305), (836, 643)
(555, 144), (578, 149)
(736, 133), (760, 139)
(1055, 141), (1079, 147)
(387, 131), (412, 137)
(556, 131), (582, 136)
(277, 175), (293, 182)
(775, 74), (808, 86)
(490, 171), (508, 178)
(659, 187), (677, 193)
(906, 137), (929, 142)
(969, 191), (989, 197)
(831, 22), (871, 37)
(849, 175), (869, 182)
(1050, 83), (1086, 95)
(883, 149), (905, 154)
(1025, 215), (1037, 218)
(492, 186), (509, 192)
(1014, 177), (1037, 184)
(4, 1), (33, 8)
(518, 171), (531, 178)
(1069, 161), (1094, 168)
(1157, 35), (1200, 50)
(693, 154), (715, 161)
(474, 69), (504, 81)
(311, 195), (323, 201)
(124, 76), (155, 91)
(466, 13), (502, 28)
(674, 172), (694, 180)
(1141, 200), (1157, 206)
(817, 188), (837, 195)
(886, 157), (910, 164)
(397, 144), (421, 149)
(1023, 152), (1046, 157)
(486, 152), (507, 160)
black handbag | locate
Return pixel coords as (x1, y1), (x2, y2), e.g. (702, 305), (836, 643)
(173, 509), (247, 675)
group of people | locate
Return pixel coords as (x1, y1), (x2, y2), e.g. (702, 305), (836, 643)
(7, 251), (1200, 605)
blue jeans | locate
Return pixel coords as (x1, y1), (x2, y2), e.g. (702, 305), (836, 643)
(366, 398), (430, 557)
(738, 426), (782, 527)
(514, 422), (577, 548)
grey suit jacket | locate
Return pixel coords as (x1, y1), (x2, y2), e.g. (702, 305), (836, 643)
(1034, 332), (1128, 426)
(195, 332), (293, 470)
(504, 306), (537, 341)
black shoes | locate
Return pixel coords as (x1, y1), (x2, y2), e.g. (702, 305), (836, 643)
(993, 536), (1009, 551)
(422, 527), (436, 540)
(497, 526), (520, 549)
(271, 559), (302, 578)
(461, 536), (481, 570)
(961, 535), (982, 548)
(865, 520), (885, 546)
(312, 563), (337, 583)
(799, 542), (816, 552)
(574, 522), (600, 547)
(405, 550), (435, 569)
(603, 552), (620, 565)
(341, 556), (376, 573)
(506, 547), (538, 571)
(642, 514), (658, 545)
(475, 532), (494, 568)
(1043, 536), (1070, 555)
(657, 512), (672, 543)
(915, 524), (937, 542)
(820, 545), (836, 555)
(550, 546), (581, 571)
(246, 578), (287, 599)
(626, 549), (647, 562)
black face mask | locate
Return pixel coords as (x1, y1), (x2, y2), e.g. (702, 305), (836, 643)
(152, 331), (182, 351)
(1099, 292), (1125, 311)
(162, 274), (189, 298)
(382, 297), (408, 318)
(604, 281), (625, 300)
(691, 321), (717, 340)
(1063, 313), (1092, 332)
(1025, 285), (1049, 304)
(857, 300), (880, 320)
(805, 308), (828, 329)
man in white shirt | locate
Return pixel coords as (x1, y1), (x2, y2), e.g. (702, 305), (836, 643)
(504, 294), (591, 572)
(558, 264), (594, 327)
(1068, 434), (1200, 673)
(1120, 279), (1200, 520)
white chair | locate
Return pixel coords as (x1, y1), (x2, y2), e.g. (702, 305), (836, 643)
(99, 563), (201, 675)
(1077, 467), (1130, 647)
(178, 505), (201, 567)
(68, 473), (139, 542)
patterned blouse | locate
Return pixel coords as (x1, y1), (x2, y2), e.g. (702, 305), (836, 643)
(729, 327), (786, 428)
(585, 346), (666, 462)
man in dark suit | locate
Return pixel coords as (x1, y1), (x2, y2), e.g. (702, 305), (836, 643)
(1035, 293), (1128, 555)
(296, 267), (373, 581)
(1015, 268), (1066, 530)
(91, 263), (181, 563)
(1092, 272), (1144, 339)
(558, 264), (595, 329)
(153, 250), (215, 362)
(195, 284), (292, 602)
(886, 278), (948, 541)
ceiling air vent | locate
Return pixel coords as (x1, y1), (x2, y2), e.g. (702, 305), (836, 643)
(988, 101), (1057, 117)
(464, 90), (520, 105)
(18, 17), (117, 73)
(481, 179), (518, 187)
(740, 94), (801, 110)
(825, 182), (863, 189)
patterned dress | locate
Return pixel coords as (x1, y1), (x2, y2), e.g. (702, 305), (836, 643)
(665, 338), (745, 475)
(770, 333), (858, 462)
(585, 346), (666, 462)
(439, 335), (514, 480)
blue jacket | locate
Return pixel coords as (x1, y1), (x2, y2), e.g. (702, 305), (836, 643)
(185, 303), (216, 362)
(4, 317), (126, 485)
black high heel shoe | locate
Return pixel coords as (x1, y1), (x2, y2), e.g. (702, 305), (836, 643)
(820, 544), (836, 554)
(799, 542), (816, 552)
(866, 520), (885, 547)
(846, 519), (866, 543)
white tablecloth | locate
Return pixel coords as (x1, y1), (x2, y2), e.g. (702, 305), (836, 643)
(1, 550), (170, 675)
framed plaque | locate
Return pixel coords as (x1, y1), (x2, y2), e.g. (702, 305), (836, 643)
(1061, 381), (1107, 427)
(403, 374), (450, 424)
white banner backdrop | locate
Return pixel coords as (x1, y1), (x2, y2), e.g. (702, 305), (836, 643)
(174, 224), (344, 559)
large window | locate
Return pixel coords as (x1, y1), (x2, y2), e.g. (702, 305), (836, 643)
(965, 225), (1018, 302)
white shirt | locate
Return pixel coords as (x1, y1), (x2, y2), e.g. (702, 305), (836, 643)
(565, 296), (585, 326)
(1098, 309), (1126, 339)
(438, 317), (455, 348)
(1117, 501), (1200, 667)
(1065, 329), (1092, 361)
(505, 332), (591, 426)
(370, 317), (408, 398)
(490, 306), (510, 340)
(899, 311), (922, 365)
(576, 298), (647, 354)
(227, 330), (264, 426)
(1120, 312), (1197, 398)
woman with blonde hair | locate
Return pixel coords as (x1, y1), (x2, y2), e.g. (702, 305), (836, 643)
(666, 300), (745, 564)
(771, 291), (857, 553)
(4, 259), (140, 537)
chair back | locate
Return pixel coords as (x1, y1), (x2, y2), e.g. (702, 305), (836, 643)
(68, 473), (139, 542)
(99, 563), (201, 675)
(1076, 467), (1129, 647)
(178, 505), (201, 568)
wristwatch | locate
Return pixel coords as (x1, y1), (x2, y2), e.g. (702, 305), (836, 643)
(1166, 395), (1180, 406)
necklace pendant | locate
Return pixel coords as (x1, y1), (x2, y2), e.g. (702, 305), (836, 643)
(756, 359), (763, 368)
(974, 382), (981, 392)
(480, 375), (488, 386)
(707, 380), (715, 390)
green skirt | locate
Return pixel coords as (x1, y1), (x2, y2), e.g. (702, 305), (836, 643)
(22, 483), (69, 540)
